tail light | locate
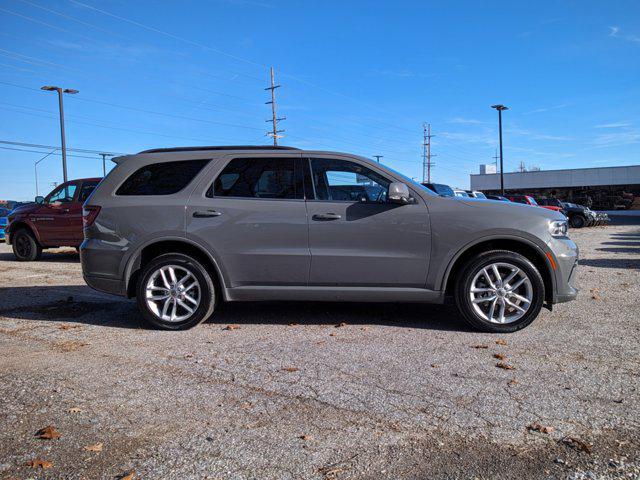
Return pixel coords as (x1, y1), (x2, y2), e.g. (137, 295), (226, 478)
(83, 205), (101, 228)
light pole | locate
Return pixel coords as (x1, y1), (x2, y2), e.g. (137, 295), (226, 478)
(34, 149), (57, 197)
(491, 104), (508, 196)
(41, 86), (79, 183)
(373, 155), (383, 163)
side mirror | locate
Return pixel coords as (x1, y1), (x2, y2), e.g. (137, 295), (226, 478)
(35, 196), (44, 204)
(388, 182), (413, 204)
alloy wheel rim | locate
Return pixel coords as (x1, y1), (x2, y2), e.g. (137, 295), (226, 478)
(145, 265), (201, 322)
(16, 235), (31, 258)
(469, 262), (533, 324)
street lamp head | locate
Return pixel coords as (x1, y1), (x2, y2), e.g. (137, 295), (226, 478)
(41, 85), (59, 91)
(491, 104), (509, 111)
(63, 89), (79, 94)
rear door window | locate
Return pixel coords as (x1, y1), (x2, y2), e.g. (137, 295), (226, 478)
(209, 158), (303, 200)
(117, 159), (209, 195)
(79, 181), (100, 202)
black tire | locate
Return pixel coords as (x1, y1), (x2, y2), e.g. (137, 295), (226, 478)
(454, 250), (545, 333)
(12, 228), (42, 261)
(135, 253), (217, 330)
(570, 214), (586, 229)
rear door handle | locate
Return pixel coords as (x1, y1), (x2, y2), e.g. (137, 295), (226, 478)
(312, 213), (342, 221)
(193, 210), (222, 218)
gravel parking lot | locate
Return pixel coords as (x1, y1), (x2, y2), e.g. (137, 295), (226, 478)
(0, 225), (638, 479)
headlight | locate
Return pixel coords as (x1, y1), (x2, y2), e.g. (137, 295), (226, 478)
(549, 219), (568, 237)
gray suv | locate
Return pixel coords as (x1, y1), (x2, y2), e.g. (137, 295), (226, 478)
(80, 146), (578, 333)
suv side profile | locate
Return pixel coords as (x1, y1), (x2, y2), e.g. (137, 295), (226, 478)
(7, 178), (101, 261)
(81, 147), (578, 333)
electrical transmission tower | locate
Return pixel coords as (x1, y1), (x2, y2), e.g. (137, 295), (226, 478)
(422, 123), (436, 183)
(265, 67), (285, 146)
(493, 149), (499, 172)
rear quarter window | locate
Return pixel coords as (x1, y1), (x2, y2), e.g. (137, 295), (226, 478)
(116, 159), (208, 196)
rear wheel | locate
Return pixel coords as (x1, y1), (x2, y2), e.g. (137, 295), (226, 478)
(12, 229), (42, 261)
(136, 253), (217, 330)
(454, 250), (545, 333)
(570, 214), (586, 228)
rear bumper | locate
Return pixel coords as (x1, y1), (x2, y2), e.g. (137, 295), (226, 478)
(83, 274), (126, 297)
(81, 238), (127, 297)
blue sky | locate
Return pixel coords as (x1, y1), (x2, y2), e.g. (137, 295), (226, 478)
(1, 0), (639, 200)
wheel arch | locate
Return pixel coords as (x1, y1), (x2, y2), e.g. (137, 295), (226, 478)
(443, 237), (555, 305)
(7, 220), (40, 245)
(125, 238), (226, 299)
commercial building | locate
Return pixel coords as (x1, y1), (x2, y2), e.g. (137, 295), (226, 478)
(470, 164), (640, 210)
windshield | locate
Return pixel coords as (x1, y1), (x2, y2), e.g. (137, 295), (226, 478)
(430, 183), (454, 197)
(527, 196), (539, 206)
(474, 192), (487, 199)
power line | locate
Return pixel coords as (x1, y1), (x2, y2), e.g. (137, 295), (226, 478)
(0, 145), (101, 160)
(265, 67), (285, 146)
(0, 140), (124, 155)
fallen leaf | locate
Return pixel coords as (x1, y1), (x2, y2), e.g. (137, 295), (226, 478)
(224, 325), (240, 331)
(282, 367), (299, 373)
(493, 353), (506, 360)
(59, 324), (81, 330)
(120, 470), (136, 480)
(496, 362), (515, 370)
(68, 407), (82, 413)
(527, 423), (555, 434)
(508, 379), (518, 387)
(83, 442), (103, 452)
(431, 364), (439, 368)
(335, 322), (347, 328)
(57, 341), (89, 352)
(562, 436), (592, 454)
(300, 434), (313, 440)
(495, 339), (508, 346)
(26, 458), (53, 469)
(288, 322), (299, 326)
(36, 425), (61, 440)
(360, 327), (369, 331)
(329, 333), (337, 337)
(590, 288), (601, 301)
(471, 345), (489, 349)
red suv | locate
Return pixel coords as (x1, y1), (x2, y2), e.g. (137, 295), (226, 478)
(506, 194), (564, 213)
(6, 178), (101, 261)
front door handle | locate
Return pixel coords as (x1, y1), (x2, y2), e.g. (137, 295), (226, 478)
(193, 210), (222, 218)
(312, 213), (342, 221)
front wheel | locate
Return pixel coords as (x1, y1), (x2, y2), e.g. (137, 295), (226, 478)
(136, 253), (217, 330)
(570, 214), (586, 228)
(12, 229), (42, 261)
(454, 250), (545, 333)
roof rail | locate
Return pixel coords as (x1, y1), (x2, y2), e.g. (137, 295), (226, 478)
(137, 145), (299, 154)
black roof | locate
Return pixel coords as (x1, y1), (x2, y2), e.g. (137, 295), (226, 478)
(138, 145), (299, 154)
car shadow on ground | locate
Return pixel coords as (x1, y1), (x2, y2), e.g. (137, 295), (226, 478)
(0, 250), (79, 263)
(579, 258), (639, 269)
(0, 285), (473, 332)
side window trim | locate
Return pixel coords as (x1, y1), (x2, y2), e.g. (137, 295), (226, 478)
(307, 157), (392, 203)
(207, 156), (304, 201)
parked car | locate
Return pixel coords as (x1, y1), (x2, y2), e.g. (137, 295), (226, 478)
(81, 146), (578, 333)
(506, 195), (564, 214)
(486, 194), (510, 202)
(421, 183), (455, 197)
(558, 202), (598, 228)
(6, 178), (101, 260)
(465, 190), (487, 199)
(453, 189), (470, 198)
(0, 207), (9, 241)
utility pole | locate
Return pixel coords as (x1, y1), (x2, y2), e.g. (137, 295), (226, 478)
(422, 123), (436, 183)
(41, 86), (79, 183)
(100, 153), (111, 177)
(265, 67), (285, 146)
(518, 160), (526, 173)
(491, 104), (508, 195)
(373, 155), (383, 163)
